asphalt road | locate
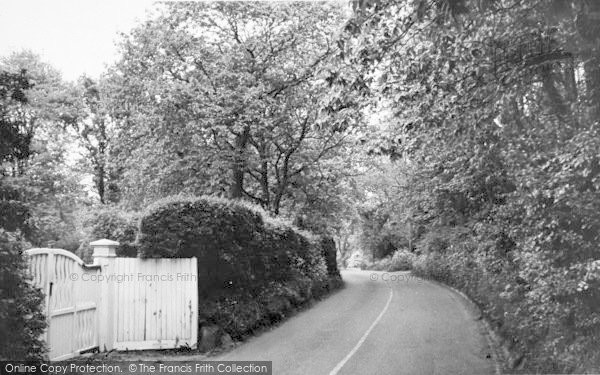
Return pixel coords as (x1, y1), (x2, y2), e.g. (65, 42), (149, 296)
(213, 269), (497, 375)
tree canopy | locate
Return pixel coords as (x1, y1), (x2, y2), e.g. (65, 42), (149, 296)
(334, 0), (600, 371)
(1, 1), (599, 370)
(104, 2), (359, 219)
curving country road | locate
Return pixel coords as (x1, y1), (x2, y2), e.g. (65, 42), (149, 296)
(212, 269), (497, 375)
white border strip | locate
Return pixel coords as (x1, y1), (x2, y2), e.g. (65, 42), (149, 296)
(329, 286), (393, 375)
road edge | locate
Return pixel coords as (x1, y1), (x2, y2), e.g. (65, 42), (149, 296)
(416, 275), (505, 375)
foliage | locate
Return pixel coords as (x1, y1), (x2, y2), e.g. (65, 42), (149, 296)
(0, 69), (32, 167)
(72, 76), (120, 204)
(1, 52), (90, 249)
(0, 230), (47, 360)
(199, 277), (315, 340)
(139, 196), (330, 294)
(320, 235), (341, 278)
(0, 63), (48, 360)
(0, 184), (31, 235)
(389, 250), (415, 271)
(348, 158), (420, 261)
(4, 1), (600, 369)
(22, 132), (90, 250)
(138, 195), (339, 338)
(338, 0), (600, 372)
(364, 249), (415, 271)
(0, 51), (79, 146)
(77, 206), (139, 262)
(415, 226), (470, 255)
(105, 1), (359, 224)
(0, 69), (33, 236)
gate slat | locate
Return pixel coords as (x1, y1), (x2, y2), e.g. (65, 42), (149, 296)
(26, 248), (198, 356)
(25, 249), (101, 360)
(113, 257), (198, 350)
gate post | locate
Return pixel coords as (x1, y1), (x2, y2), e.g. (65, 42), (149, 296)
(91, 239), (119, 352)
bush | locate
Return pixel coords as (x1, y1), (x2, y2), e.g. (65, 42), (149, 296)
(365, 256), (391, 271)
(138, 195), (338, 338)
(77, 207), (139, 262)
(199, 278), (316, 340)
(0, 230), (47, 360)
(411, 252), (453, 282)
(389, 250), (415, 271)
(363, 249), (415, 271)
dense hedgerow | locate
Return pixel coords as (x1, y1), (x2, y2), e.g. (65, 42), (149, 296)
(0, 230), (47, 360)
(412, 228), (600, 373)
(405, 128), (600, 373)
(138, 195), (338, 338)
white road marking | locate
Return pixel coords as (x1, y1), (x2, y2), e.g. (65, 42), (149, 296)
(328, 285), (394, 375)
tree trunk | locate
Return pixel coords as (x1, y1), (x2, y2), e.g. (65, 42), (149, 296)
(96, 165), (106, 204)
(230, 167), (244, 199)
(260, 159), (270, 207)
(92, 153), (106, 204)
(272, 160), (289, 215)
(584, 56), (600, 120)
(229, 126), (250, 199)
(578, 2), (600, 120)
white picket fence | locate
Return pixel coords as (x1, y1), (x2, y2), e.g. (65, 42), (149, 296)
(25, 239), (198, 360)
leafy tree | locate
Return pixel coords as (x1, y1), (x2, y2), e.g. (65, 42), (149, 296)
(73, 76), (120, 204)
(0, 62), (47, 361)
(106, 2), (358, 218)
(337, 0), (600, 371)
(0, 69), (33, 234)
(1, 52), (88, 248)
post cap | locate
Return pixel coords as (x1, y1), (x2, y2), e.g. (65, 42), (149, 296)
(90, 239), (120, 247)
(91, 239), (120, 262)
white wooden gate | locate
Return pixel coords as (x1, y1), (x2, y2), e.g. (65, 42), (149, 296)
(25, 245), (198, 358)
(112, 258), (198, 350)
(26, 249), (101, 360)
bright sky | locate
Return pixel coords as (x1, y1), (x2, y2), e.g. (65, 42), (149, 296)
(0, 0), (157, 82)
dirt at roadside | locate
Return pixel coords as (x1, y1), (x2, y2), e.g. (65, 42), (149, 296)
(83, 346), (231, 362)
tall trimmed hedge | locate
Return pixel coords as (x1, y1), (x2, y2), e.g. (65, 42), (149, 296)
(138, 196), (330, 298)
(138, 196), (339, 338)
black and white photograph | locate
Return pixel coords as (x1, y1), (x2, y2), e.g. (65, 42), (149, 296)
(1, 0), (599, 374)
